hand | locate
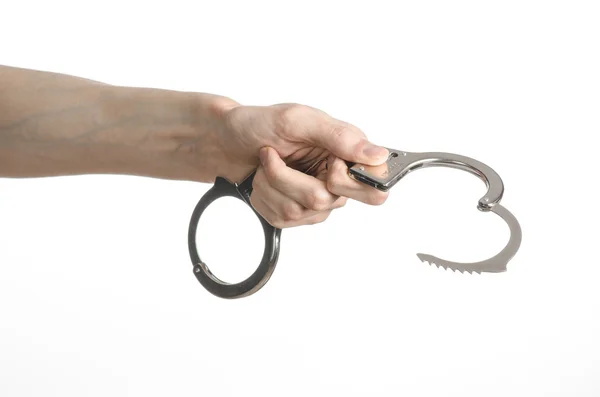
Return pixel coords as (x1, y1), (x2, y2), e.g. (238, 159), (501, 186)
(213, 103), (390, 228)
(0, 65), (388, 219)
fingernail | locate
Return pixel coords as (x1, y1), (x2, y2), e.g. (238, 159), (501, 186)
(259, 147), (269, 165)
(363, 143), (388, 159)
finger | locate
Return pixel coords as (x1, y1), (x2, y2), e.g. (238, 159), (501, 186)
(326, 156), (389, 205)
(275, 208), (333, 228)
(252, 194), (334, 229)
(258, 174), (346, 218)
(251, 166), (346, 228)
(285, 210), (332, 228)
(249, 193), (283, 228)
(254, 164), (347, 215)
(250, 190), (336, 229)
(252, 166), (320, 220)
(306, 120), (389, 166)
(259, 146), (341, 212)
(332, 195), (348, 209)
(275, 104), (388, 166)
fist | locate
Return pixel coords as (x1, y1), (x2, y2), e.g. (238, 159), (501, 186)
(218, 103), (390, 228)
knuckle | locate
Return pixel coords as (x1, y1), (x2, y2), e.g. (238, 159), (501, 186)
(329, 124), (351, 143)
(307, 190), (330, 211)
(329, 124), (363, 158)
(275, 103), (310, 136)
(282, 202), (303, 221)
(327, 172), (345, 193)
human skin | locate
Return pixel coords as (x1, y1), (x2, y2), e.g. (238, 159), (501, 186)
(0, 65), (390, 228)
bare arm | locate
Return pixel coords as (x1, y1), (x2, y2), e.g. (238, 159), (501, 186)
(0, 65), (238, 182)
(0, 65), (389, 228)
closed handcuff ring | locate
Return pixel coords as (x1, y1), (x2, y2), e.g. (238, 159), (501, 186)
(188, 147), (522, 299)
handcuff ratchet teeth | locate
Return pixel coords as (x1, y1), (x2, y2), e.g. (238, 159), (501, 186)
(188, 147), (522, 299)
(348, 148), (522, 274)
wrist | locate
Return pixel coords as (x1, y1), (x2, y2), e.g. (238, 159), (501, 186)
(182, 92), (244, 183)
(98, 87), (240, 183)
(195, 99), (258, 184)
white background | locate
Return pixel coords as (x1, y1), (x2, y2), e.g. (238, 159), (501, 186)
(1, 1), (599, 396)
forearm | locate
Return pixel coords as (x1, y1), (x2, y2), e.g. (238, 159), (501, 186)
(0, 65), (238, 182)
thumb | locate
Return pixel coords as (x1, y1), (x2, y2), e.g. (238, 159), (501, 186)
(309, 124), (389, 166)
(259, 146), (284, 169)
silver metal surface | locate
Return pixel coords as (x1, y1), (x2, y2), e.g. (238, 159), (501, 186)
(417, 204), (522, 273)
(349, 148), (521, 273)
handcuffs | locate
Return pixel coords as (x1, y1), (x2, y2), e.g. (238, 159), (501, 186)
(188, 147), (522, 299)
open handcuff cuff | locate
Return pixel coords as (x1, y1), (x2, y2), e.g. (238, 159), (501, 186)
(188, 147), (522, 299)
